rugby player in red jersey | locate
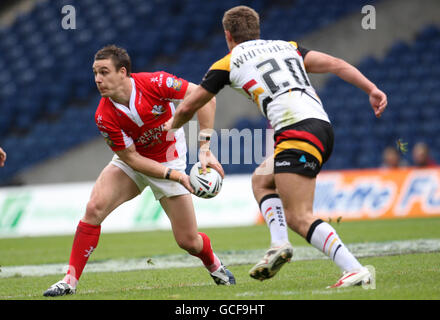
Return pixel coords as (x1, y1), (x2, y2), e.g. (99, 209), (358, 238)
(43, 45), (235, 297)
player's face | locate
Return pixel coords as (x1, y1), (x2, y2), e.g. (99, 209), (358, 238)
(92, 59), (126, 97)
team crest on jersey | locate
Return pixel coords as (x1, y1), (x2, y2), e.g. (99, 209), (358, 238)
(100, 131), (115, 147)
(166, 77), (182, 91)
(151, 104), (165, 117)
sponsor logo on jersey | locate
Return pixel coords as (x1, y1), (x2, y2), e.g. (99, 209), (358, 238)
(136, 124), (165, 147)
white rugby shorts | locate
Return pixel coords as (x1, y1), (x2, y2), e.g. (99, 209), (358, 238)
(110, 154), (189, 200)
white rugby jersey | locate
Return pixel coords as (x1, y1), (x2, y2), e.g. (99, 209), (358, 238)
(200, 39), (330, 131)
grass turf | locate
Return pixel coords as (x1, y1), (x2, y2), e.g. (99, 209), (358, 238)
(1, 217), (440, 300)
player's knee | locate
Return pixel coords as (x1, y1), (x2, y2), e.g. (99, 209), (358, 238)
(84, 198), (106, 225)
(251, 170), (275, 198)
(251, 171), (262, 190)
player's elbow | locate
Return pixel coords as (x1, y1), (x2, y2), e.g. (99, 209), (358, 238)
(116, 145), (139, 169)
(177, 103), (196, 121)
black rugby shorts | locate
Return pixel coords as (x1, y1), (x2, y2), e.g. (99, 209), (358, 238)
(273, 118), (334, 177)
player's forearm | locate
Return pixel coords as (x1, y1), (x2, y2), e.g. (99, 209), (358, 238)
(126, 154), (166, 178)
(197, 96), (216, 132)
(172, 86), (215, 129)
(330, 59), (377, 95)
(196, 96), (216, 150)
(116, 146), (182, 181)
(305, 51), (376, 95)
(172, 101), (198, 129)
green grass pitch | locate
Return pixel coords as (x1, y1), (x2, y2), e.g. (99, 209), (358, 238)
(1, 217), (440, 300)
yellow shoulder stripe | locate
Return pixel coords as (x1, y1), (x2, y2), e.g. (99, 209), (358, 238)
(209, 53), (231, 72)
(289, 41), (298, 49)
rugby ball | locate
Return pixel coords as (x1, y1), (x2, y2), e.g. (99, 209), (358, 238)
(189, 162), (223, 198)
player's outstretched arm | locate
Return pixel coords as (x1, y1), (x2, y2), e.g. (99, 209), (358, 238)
(165, 83), (223, 176)
(304, 50), (387, 118)
(182, 82), (216, 135)
(171, 85), (215, 129)
(188, 83), (224, 178)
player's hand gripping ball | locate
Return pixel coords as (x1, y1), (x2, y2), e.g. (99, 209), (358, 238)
(189, 162), (223, 198)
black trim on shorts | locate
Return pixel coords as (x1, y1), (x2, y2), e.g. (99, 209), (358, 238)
(306, 219), (324, 243)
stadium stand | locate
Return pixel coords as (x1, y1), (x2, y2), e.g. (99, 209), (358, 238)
(0, 0), (438, 185)
(320, 24), (440, 170)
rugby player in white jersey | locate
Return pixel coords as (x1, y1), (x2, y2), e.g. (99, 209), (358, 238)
(43, 45), (235, 297)
(168, 6), (387, 288)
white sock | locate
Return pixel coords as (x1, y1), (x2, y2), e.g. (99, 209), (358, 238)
(307, 219), (362, 272)
(259, 194), (289, 247)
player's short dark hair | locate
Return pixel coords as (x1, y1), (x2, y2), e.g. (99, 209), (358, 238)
(94, 45), (131, 76)
(222, 5), (260, 44)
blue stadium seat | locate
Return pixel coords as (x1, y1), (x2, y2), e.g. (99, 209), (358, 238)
(2, 0), (439, 183)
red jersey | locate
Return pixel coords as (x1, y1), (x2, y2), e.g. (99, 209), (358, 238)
(95, 72), (189, 163)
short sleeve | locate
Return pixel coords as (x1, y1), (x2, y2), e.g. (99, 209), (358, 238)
(95, 110), (133, 152)
(297, 45), (310, 58)
(200, 69), (230, 94)
(289, 41), (310, 58)
(137, 72), (189, 101)
(200, 54), (231, 95)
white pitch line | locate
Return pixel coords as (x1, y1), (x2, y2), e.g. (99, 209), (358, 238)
(1, 239), (439, 279)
